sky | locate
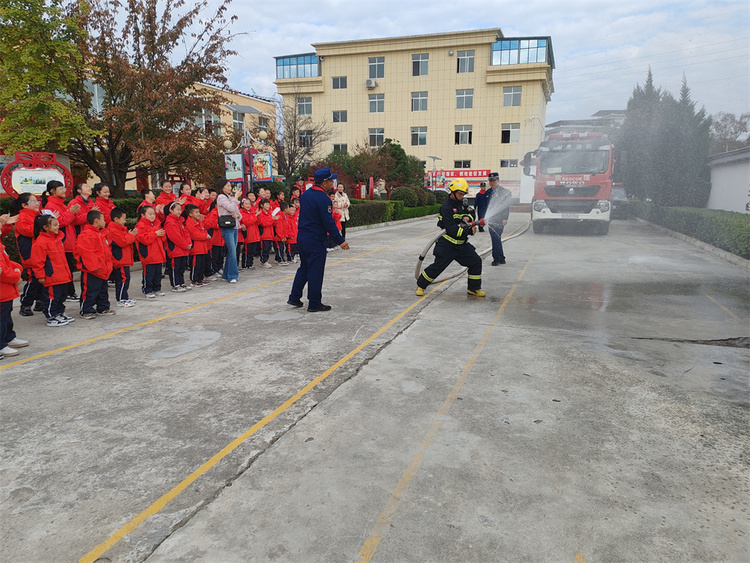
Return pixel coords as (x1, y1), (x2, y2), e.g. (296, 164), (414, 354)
(214, 0), (749, 124)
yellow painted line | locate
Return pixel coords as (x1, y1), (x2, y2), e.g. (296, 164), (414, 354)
(356, 241), (541, 563)
(704, 294), (739, 319)
(2, 231), (434, 372)
(79, 279), (447, 563)
(574, 555), (588, 563)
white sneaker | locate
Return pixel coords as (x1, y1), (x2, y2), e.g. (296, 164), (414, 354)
(279, 261), (289, 266)
(117, 300), (135, 307)
(0, 346), (19, 357)
(47, 316), (70, 327)
(145, 293), (156, 299)
(7, 338), (29, 348)
(181, 284), (192, 291)
(262, 262), (272, 269)
(156, 291), (166, 296)
(229, 279), (238, 284)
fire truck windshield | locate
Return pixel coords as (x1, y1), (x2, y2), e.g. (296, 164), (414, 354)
(539, 151), (609, 175)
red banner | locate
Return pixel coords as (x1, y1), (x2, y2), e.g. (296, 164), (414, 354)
(442, 169), (491, 179)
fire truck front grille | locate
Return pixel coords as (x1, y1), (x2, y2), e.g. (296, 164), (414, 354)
(546, 200), (599, 214)
(545, 185), (601, 198)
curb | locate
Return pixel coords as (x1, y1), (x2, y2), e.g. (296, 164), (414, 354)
(635, 218), (750, 272)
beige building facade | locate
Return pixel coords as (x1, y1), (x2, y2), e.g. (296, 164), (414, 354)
(275, 28), (554, 196)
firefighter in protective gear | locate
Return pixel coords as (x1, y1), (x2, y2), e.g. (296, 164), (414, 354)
(416, 178), (485, 298)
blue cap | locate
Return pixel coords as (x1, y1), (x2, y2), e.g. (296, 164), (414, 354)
(314, 167), (338, 183)
(488, 172), (499, 180)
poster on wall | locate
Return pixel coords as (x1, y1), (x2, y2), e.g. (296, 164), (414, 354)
(224, 154), (243, 182)
(251, 152), (273, 182)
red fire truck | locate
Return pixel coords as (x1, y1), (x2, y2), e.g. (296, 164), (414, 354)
(523, 132), (615, 235)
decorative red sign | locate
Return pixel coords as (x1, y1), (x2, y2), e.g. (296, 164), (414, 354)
(443, 169), (491, 179)
(1, 152), (73, 198)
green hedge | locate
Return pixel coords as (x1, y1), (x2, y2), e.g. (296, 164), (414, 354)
(348, 200), (439, 227)
(629, 201), (750, 259)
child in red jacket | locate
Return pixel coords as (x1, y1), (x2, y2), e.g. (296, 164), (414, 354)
(1, 240), (29, 358)
(273, 202), (290, 266)
(184, 204), (211, 286)
(239, 198), (260, 269)
(327, 191), (343, 251)
(203, 205), (225, 279)
(106, 207), (138, 306)
(257, 199), (279, 268)
(75, 210), (115, 319)
(10, 193), (44, 317)
(284, 200), (299, 263)
(41, 180), (82, 301)
(164, 201), (192, 292)
(135, 206), (166, 298)
(29, 215), (75, 327)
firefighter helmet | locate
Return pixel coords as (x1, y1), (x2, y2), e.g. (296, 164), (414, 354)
(448, 178), (469, 194)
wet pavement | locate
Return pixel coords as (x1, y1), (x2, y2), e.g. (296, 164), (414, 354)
(1, 216), (748, 562)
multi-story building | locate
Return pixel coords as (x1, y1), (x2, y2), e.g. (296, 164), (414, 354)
(275, 28), (554, 197)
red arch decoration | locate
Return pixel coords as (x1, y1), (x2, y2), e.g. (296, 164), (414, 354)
(0, 152), (73, 198)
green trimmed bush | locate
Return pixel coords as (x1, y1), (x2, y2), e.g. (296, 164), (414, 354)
(434, 190), (449, 204)
(630, 201), (750, 259)
(390, 187), (418, 207)
(412, 187), (428, 206)
(424, 190), (436, 206)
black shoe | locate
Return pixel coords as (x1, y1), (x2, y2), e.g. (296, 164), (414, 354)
(19, 306), (34, 317)
(287, 299), (304, 308)
(33, 303), (44, 311)
(66, 294), (79, 302)
(307, 304), (332, 312)
(491, 259), (506, 266)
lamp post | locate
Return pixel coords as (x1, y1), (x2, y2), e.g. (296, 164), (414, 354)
(223, 129), (268, 196)
(426, 155), (441, 191)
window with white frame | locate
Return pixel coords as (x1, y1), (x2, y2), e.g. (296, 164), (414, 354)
(333, 144), (348, 154)
(332, 110), (347, 123)
(369, 128), (384, 147)
(500, 159), (518, 168)
(369, 56), (384, 79)
(411, 126), (427, 146)
(232, 111), (244, 133)
(297, 96), (312, 116)
(332, 76), (347, 89)
(299, 129), (313, 148)
(503, 86), (522, 106)
(411, 91), (428, 112)
(501, 123), (520, 143)
(457, 50), (475, 73)
(369, 94), (384, 113)
(456, 89), (474, 109)
(455, 125), (473, 145)
(198, 108), (221, 135)
(454, 160), (471, 169)
(412, 53), (429, 76)
(257, 116), (269, 132)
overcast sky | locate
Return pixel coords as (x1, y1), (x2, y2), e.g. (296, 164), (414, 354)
(219, 0), (748, 124)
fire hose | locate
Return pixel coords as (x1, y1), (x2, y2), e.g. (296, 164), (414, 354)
(414, 220), (530, 283)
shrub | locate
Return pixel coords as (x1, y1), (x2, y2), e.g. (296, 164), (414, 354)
(390, 186), (418, 207)
(629, 201), (750, 259)
(348, 201), (390, 227)
(424, 190), (437, 206)
(412, 187), (429, 206)
(434, 190), (449, 204)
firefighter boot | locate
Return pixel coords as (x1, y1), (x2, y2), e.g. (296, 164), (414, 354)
(467, 289), (486, 297)
(415, 287), (424, 297)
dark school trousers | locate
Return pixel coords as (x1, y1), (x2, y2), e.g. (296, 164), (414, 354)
(260, 240), (273, 264)
(142, 263), (162, 294)
(0, 300), (16, 348)
(20, 268), (44, 308)
(65, 252), (77, 297)
(80, 272), (111, 314)
(190, 254), (207, 283)
(289, 235), (328, 309)
(210, 245), (225, 275)
(113, 266), (131, 302)
(418, 238), (482, 291)
(169, 255), (188, 287)
(242, 242), (259, 268)
(42, 284), (67, 319)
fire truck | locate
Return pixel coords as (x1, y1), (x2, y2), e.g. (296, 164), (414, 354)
(522, 132), (615, 235)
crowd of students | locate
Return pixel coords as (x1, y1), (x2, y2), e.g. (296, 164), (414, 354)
(0, 176), (354, 360)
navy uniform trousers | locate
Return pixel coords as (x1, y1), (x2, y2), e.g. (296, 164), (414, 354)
(289, 235), (327, 309)
(418, 238), (482, 291)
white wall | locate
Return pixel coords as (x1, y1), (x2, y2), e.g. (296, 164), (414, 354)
(707, 158), (750, 214)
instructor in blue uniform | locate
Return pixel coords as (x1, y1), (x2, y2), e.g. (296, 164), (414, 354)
(287, 168), (350, 312)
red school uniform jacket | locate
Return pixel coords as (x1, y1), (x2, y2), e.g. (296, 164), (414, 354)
(203, 208), (224, 247)
(68, 194), (95, 234)
(286, 212), (298, 244)
(0, 241), (22, 301)
(239, 208), (260, 244)
(106, 222), (136, 268)
(185, 216), (211, 255)
(164, 214), (191, 258)
(258, 209), (276, 241)
(135, 217), (166, 265)
(75, 224), (113, 280)
(13, 207), (38, 267)
(273, 213), (290, 242)
(94, 197), (116, 224)
(331, 207), (342, 232)
(42, 195), (78, 252)
(30, 231), (73, 287)
(155, 192), (176, 224)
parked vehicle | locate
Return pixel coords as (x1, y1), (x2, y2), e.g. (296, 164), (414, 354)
(610, 184), (628, 219)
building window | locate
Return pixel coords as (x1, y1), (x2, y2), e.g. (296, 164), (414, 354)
(257, 116), (269, 132)
(369, 94), (384, 113)
(411, 126), (427, 146)
(454, 160), (471, 169)
(456, 89), (474, 109)
(333, 144), (348, 154)
(457, 50), (475, 73)
(411, 91), (428, 112)
(500, 159), (519, 168)
(299, 129), (313, 148)
(276, 53), (319, 79)
(332, 76), (347, 89)
(503, 86), (522, 107)
(333, 110), (347, 123)
(198, 108), (221, 135)
(369, 56), (385, 79)
(369, 128), (384, 148)
(412, 53), (429, 76)
(455, 125), (472, 145)
(297, 96), (312, 116)
(501, 123), (520, 143)
(492, 38), (550, 66)
(232, 111), (244, 133)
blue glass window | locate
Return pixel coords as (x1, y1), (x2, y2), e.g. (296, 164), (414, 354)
(491, 37), (552, 67)
(276, 54), (320, 79)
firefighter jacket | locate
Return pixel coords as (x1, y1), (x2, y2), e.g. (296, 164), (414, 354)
(437, 196), (474, 246)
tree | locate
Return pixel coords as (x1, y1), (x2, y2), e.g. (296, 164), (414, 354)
(64, 0), (238, 196)
(274, 92), (333, 184)
(0, 0), (97, 152)
(710, 112), (750, 154)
